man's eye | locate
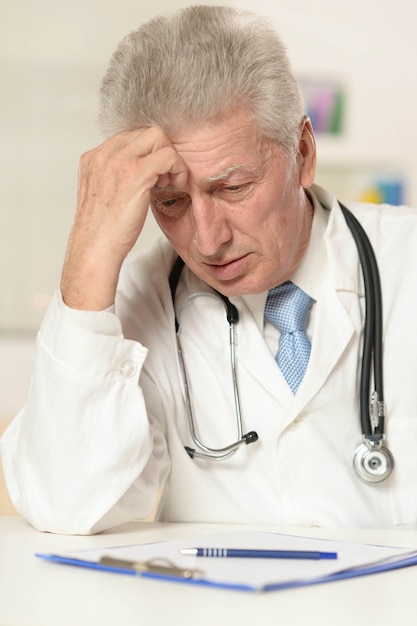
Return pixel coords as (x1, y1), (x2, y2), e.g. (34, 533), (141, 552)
(221, 183), (253, 198)
(152, 195), (189, 217)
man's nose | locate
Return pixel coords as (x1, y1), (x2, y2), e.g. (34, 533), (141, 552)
(191, 195), (232, 256)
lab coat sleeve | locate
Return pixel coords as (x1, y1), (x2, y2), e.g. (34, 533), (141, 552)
(0, 291), (168, 534)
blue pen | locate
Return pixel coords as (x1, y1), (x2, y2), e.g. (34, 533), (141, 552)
(180, 548), (338, 560)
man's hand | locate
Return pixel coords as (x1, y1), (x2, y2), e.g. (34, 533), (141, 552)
(60, 127), (188, 311)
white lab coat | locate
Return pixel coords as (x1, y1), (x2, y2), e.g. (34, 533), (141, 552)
(2, 185), (417, 533)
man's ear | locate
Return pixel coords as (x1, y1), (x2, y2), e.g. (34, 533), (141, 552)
(298, 116), (317, 188)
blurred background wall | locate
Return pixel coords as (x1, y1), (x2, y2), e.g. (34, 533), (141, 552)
(1, 0), (416, 422)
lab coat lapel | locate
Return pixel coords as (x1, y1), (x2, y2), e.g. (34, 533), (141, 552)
(235, 285), (356, 415)
(254, 285), (357, 429)
(236, 311), (294, 407)
(292, 286), (356, 410)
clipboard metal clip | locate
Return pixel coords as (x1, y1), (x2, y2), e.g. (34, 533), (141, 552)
(99, 555), (202, 579)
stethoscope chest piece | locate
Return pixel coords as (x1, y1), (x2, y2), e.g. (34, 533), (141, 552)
(353, 440), (394, 484)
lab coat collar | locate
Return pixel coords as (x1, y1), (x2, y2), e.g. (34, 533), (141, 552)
(313, 184), (363, 296)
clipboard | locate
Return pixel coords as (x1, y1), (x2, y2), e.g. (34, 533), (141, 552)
(36, 530), (417, 593)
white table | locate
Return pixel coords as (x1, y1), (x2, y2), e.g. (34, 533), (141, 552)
(1, 516), (417, 626)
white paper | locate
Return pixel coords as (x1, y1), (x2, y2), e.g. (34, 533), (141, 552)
(38, 530), (417, 592)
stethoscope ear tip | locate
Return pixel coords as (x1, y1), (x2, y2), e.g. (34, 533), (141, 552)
(185, 446), (196, 459)
(184, 431), (259, 461)
(244, 431), (259, 444)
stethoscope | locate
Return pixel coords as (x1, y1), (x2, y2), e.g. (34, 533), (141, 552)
(169, 200), (394, 484)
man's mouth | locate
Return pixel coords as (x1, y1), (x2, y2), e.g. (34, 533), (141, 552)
(203, 254), (251, 281)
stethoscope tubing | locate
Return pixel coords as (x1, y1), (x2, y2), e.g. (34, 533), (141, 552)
(338, 203), (384, 439)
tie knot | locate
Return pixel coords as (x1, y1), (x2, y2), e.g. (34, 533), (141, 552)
(264, 281), (312, 334)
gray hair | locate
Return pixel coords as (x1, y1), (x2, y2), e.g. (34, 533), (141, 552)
(99, 5), (305, 160)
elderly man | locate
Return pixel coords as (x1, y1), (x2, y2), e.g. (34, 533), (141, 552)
(2, 5), (417, 534)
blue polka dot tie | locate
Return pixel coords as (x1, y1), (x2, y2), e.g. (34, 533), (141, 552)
(264, 281), (313, 394)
